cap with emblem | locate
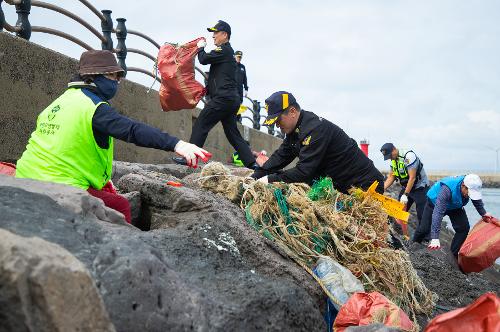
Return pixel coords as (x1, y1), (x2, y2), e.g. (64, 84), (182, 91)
(263, 91), (297, 126)
(235, 50), (243, 57)
(78, 50), (124, 76)
(380, 143), (395, 160)
(207, 20), (231, 37)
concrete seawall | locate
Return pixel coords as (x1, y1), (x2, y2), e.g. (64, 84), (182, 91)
(0, 32), (282, 165)
(427, 173), (500, 188)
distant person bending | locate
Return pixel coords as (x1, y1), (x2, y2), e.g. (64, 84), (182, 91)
(251, 91), (385, 194)
(16, 50), (210, 223)
(413, 174), (492, 258)
(173, 20), (257, 169)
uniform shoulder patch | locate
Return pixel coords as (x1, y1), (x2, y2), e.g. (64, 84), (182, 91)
(302, 135), (312, 146)
(214, 47), (223, 52)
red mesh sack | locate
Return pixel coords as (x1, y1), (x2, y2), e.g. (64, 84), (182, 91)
(424, 292), (499, 332)
(458, 217), (500, 273)
(157, 37), (206, 111)
(333, 292), (414, 332)
(0, 162), (16, 176)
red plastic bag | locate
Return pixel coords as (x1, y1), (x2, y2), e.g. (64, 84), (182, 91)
(458, 217), (500, 273)
(424, 292), (500, 332)
(333, 292), (414, 332)
(157, 38), (206, 111)
(0, 162), (16, 176)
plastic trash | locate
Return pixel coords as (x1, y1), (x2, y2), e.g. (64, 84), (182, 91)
(334, 291), (415, 332)
(313, 256), (364, 310)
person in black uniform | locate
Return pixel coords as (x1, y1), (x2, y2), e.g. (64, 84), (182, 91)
(252, 91), (384, 194)
(234, 50), (248, 103)
(173, 20), (256, 168)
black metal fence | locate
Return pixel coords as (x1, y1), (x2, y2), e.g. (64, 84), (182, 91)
(0, 0), (283, 137)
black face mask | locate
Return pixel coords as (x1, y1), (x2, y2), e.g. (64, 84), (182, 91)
(93, 75), (119, 100)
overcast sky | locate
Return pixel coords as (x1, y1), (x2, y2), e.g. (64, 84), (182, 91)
(4, 0), (500, 172)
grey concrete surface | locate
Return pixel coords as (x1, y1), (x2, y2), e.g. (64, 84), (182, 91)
(0, 32), (282, 165)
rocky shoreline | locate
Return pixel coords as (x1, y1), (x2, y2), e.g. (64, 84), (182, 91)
(0, 161), (498, 331)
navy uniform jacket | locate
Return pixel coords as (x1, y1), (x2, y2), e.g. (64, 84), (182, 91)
(260, 110), (384, 193)
(235, 62), (248, 99)
(198, 42), (239, 99)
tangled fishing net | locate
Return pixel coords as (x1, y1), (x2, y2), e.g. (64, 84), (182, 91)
(198, 162), (435, 326)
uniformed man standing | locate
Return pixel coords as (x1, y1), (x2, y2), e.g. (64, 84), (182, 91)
(173, 20), (256, 168)
(380, 143), (430, 232)
(252, 91), (385, 193)
(234, 50), (248, 103)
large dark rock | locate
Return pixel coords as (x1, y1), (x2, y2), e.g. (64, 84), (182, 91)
(0, 179), (325, 331)
(0, 229), (115, 332)
(112, 161), (197, 183)
(0, 175), (127, 225)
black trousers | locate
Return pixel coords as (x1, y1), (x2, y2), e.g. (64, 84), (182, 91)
(413, 199), (470, 257)
(190, 96), (256, 167)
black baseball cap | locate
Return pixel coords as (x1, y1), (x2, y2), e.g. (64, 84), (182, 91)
(235, 50), (243, 56)
(380, 143), (395, 160)
(263, 91), (297, 126)
(207, 20), (231, 37)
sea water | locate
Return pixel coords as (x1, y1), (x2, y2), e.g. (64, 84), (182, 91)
(464, 188), (500, 226)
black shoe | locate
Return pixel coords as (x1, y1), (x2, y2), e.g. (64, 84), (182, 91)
(172, 157), (187, 166)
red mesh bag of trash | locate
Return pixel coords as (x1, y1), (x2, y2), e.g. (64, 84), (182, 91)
(424, 292), (500, 332)
(0, 162), (16, 176)
(458, 217), (500, 273)
(157, 37), (206, 111)
(333, 292), (414, 332)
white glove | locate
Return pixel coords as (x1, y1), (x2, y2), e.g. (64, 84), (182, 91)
(257, 175), (268, 184)
(428, 239), (441, 250)
(400, 194), (408, 204)
(197, 39), (207, 49)
(244, 90), (248, 97)
(174, 140), (212, 169)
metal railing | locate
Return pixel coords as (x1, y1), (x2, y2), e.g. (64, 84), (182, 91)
(0, 0), (282, 137)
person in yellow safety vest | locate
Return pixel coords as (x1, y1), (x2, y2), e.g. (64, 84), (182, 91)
(380, 143), (430, 241)
(16, 50), (211, 224)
